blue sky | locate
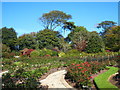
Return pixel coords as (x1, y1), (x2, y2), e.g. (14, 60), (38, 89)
(2, 2), (118, 37)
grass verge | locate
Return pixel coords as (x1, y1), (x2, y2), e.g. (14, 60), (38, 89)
(94, 66), (118, 89)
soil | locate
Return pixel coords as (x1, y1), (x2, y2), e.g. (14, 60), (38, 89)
(109, 73), (120, 88)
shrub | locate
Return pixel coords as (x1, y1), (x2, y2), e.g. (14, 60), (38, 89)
(64, 49), (80, 57)
(51, 51), (58, 56)
(30, 50), (40, 57)
(58, 52), (65, 57)
(66, 61), (107, 88)
(39, 48), (58, 57)
(2, 68), (41, 88)
(2, 44), (11, 58)
(44, 48), (53, 56)
(39, 50), (45, 56)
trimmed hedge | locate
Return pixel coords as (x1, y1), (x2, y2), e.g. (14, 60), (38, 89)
(94, 66), (118, 89)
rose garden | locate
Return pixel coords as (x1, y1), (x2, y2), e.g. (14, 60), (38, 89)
(1, 10), (120, 89)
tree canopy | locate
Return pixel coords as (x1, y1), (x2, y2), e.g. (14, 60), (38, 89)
(67, 26), (89, 51)
(85, 31), (105, 53)
(17, 34), (38, 50)
(36, 29), (62, 49)
(97, 21), (117, 36)
(39, 10), (72, 30)
(1, 27), (17, 50)
(104, 26), (120, 51)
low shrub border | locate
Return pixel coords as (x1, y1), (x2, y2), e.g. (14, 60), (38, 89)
(94, 66), (118, 89)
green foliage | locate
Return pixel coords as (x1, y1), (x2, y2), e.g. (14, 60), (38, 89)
(18, 34), (38, 50)
(59, 38), (71, 52)
(97, 21), (117, 36)
(39, 49), (46, 56)
(64, 49), (80, 57)
(2, 44), (11, 53)
(67, 26), (89, 51)
(36, 29), (62, 49)
(85, 31), (105, 53)
(105, 26), (120, 51)
(1, 27), (17, 50)
(39, 48), (58, 56)
(2, 68), (41, 88)
(39, 10), (72, 30)
(58, 52), (65, 57)
(94, 67), (118, 89)
(2, 44), (11, 58)
(66, 61), (106, 87)
(62, 21), (76, 31)
(30, 50), (40, 57)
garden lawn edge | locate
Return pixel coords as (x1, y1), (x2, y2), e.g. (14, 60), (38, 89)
(94, 66), (118, 89)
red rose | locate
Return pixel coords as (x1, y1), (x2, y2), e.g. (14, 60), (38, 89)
(90, 76), (92, 78)
(78, 67), (82, 69)
(76, 64), (80, 66)
(72, 63), (75, 65)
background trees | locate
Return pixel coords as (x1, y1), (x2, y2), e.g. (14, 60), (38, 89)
(67, 26), (89, 51)
(97, 21), (118, 51)
(85, 31), (105, 53)
(97, 21), (117, 37)
(1, 10), (119, 53)
(104, 26), (120, 51)
(1, 27), (17, 51)
(36, 29), (62, 49)
(17, 34), (38, 50)
(39, 10), (72, 30)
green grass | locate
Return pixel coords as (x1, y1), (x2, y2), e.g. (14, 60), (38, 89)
(94, 66), (119, 89)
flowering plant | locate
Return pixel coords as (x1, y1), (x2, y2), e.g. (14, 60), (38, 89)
(66, 61), (106, 87)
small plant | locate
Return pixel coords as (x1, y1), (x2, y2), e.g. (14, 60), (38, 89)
(58, 52), (65, 57)
(30, 50), (40, 57)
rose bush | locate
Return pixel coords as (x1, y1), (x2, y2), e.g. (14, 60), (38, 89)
(66, 61), (109, 88)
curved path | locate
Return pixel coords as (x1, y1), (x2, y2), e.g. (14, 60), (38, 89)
(40, 70), (74, 89)
(0, 71), (9, 78)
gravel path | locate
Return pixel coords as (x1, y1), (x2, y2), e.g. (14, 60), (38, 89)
(0, 71), (9, 78)
(40, 70), (74, 89)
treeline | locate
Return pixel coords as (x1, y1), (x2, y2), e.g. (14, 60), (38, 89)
(1, 10), (120, 54)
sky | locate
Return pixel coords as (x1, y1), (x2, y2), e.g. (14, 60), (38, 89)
(2, 2), (118, 37)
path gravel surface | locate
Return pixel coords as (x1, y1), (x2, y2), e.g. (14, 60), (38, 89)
(40, 70), (74, 89)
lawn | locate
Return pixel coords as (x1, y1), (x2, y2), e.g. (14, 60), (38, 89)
(94, 66), (118, 89)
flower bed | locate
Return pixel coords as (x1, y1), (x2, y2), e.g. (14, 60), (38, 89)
(2, 52), (119, 88)
(66, 60), (117, 89)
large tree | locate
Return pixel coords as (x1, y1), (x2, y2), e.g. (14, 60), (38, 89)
(67, 26), (90, 51)
(39, 10), (72, 30)
(1, 27), (17, 50)
(62, 21), (76, 31)
(85, 31), (105, 53)
(105, 26), (120, 51)
(36, 29), (62, 49)
(97, 21), (117, 36)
